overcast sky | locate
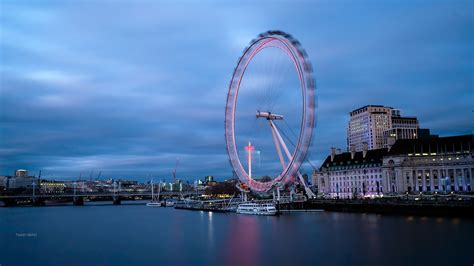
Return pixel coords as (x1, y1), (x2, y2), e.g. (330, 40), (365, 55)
(1, 1), (472, 181)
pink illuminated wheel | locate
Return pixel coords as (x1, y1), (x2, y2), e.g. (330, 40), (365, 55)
(225, 31), (316, 193)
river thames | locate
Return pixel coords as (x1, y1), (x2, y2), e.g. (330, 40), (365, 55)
(1, 203), (473, 266)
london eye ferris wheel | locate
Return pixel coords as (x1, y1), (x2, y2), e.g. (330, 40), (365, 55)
(225, 31), (316, 197)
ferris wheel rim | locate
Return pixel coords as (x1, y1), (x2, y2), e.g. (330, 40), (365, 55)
(225, 30), (315, 193)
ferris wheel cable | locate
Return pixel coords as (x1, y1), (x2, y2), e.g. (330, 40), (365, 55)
(261, 51), (275, 110)
(279, 120), (317, 171)
(274, 122), (296, 150)
(302, 153), (318, 171)
(283, 121), (299, 146)
(264, 49), (280, 112)
(274, 51), (286, 101)
(275, 52), (296, 112)
(270, 53), (286, 112)
(268, 48), (278, 95)
(283, 119), (299, 142)
(257, 56), (267, 110)
(275, 52), (291, 107)
(272, 63), (288, 111)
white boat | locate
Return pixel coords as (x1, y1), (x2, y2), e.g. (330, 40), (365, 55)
(146, 202), (162, 207)
(236, 202), (278, 215)
(164, 200), (175, 207)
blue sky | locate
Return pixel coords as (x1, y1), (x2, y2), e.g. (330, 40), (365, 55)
(0, 1), (472, 181)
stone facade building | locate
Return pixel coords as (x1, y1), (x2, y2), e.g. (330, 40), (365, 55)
(315, 135), (474, 199)
(314, 146), (386, 199)
(382, 135), (473, 194)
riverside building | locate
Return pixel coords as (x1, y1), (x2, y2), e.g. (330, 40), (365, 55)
(314, 145), (386, 199)
(315, 134), (474, 199)
(347, 105), (424, 152)
(382, 134), (473, 194)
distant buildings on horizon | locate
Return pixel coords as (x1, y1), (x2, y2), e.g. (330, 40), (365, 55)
(0, 171), (218, 194)
(2, 104), (472, 197)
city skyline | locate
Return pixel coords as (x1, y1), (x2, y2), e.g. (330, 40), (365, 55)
(1, 1), (472, 180)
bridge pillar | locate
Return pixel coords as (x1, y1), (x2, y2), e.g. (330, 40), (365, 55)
(73, 197), (84, 206)
(112, 196), (121, 205)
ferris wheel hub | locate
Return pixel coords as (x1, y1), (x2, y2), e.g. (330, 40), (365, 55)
(256, 111), (284, 120)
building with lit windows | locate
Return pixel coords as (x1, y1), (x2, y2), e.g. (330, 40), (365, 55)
(383, 116), (419, 147)
(347, 105), (425, 152)
(382, 135), (473, 194)
(315, 134), (474, 199)
(315, 146), (386, 199)
(40, 180), (66, 194)
(347, 105), (393, 152)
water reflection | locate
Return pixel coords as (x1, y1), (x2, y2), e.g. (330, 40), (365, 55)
(208, 211), (214, 250)
(1, 206), (473, 266)
(224, 215), (260, 266)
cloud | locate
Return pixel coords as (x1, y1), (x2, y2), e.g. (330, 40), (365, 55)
(25, 70), (88, 86)
(0, 1), (472, 181)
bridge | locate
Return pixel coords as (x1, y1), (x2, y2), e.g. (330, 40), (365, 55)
(0, 190), (198, 207)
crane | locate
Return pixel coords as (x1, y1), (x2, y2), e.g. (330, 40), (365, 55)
(172, 158), (179, 183)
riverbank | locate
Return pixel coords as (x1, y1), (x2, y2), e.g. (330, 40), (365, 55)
(2, 195), (473, 218)
(296, 199), (474, 217)
(174, 197), (474, 218)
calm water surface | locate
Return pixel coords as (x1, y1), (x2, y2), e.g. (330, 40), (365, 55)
(1, 202), (473, 266)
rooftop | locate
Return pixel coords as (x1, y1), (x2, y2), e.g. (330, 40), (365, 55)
(350, 105), (393, 115)
(319, 134), (473, 171)
(320, 148), (388, 171)
(388, 134), (473, 155)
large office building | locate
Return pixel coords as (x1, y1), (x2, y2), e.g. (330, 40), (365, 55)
(314, 134), (474, 199)
(347, 105), (392, 151)
(347, 105), (421, 152)
(383, 115), (419, 148)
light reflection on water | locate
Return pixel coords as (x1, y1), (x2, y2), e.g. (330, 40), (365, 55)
(0, 204), (473, 266)
(224, 214), (260, 266)
(208, 211), (214, 251)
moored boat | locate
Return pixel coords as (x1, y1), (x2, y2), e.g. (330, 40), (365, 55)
(165, 200), (175, 207)
(236, 202), (278, 215)
(146, 202), (162, 207)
